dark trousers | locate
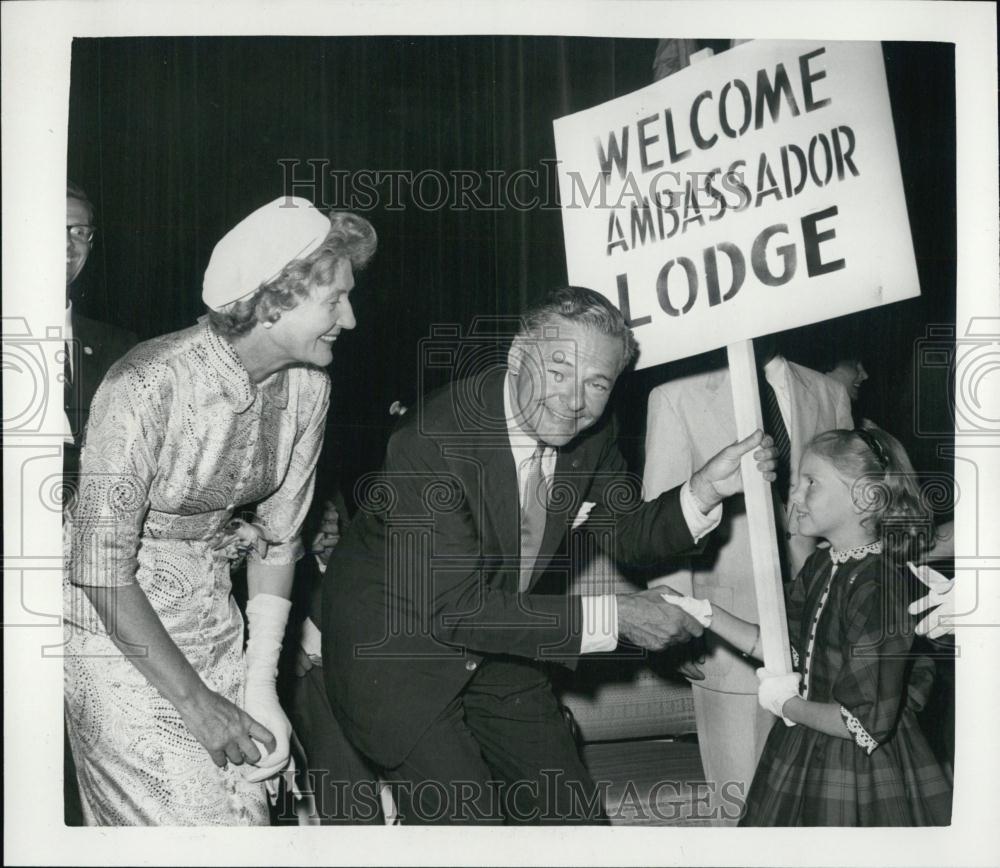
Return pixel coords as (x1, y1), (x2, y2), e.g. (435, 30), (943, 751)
(64, 721), (84, 826)
(382, 657), (606, 825)
(285, 664), (384, 825)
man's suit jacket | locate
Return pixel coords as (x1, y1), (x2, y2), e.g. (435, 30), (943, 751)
(323, 367), (703, 768)
(64, 311), (137, 476)
(643, 360), (852, 694)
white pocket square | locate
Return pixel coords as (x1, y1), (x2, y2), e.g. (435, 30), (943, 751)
(572, 501), (597, 530)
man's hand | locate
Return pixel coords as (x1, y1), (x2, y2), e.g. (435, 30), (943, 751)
(211, 518), (272, 561)
(293, 646), (315, 677)
(690, 429), (777, 510)
(675, 658), (706, 681)
(311, 500), (341, 567)
(657, 586), (714, 627)
(617, 587), (704, 651)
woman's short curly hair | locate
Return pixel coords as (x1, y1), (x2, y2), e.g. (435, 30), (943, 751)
(207, 211), (377, 338)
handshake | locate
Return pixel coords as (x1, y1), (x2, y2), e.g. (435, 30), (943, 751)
(616, 587), (711, 651)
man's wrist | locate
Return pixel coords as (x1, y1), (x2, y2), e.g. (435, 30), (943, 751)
(688, 473), (720, 513)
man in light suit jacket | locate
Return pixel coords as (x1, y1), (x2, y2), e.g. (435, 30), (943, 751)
(323, 287), (778, 824)
(643, 346), (852, 824)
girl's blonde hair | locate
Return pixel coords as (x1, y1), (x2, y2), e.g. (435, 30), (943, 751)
(805, 424), (934, 562)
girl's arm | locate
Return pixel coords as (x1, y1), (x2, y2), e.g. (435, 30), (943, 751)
(704, 604), (763, 659)
(671, 591), (853, 740)
(659, 588), (763, 658)
(781, 697), (852, 739)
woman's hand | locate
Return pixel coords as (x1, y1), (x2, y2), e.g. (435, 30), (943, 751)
(177, 686), (276, 768)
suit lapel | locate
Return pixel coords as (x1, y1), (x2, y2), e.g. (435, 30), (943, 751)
(482, 443), (521, 566)
(72, 314), (108, 409)
(706, 369), (738, 461)
(538, 448), (576, 570)
(464, 369), (522, 569)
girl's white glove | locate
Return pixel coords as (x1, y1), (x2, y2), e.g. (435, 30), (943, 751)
(659, 589), (714, 628)
(756, 668), (801, 726)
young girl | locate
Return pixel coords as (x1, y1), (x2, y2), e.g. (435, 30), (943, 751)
(664, 426), (953, 825)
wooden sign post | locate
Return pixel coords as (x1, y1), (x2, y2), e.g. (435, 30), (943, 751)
(726, 338), (792, 672)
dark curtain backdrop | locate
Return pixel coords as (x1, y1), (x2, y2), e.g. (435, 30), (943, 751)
(67, 37), (955, 511)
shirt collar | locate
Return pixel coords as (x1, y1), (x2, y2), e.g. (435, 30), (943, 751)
(762, 354), (787, 384)
(199, 317), (289, 413)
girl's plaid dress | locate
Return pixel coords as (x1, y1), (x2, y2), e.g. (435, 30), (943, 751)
(740, 545), (953, 826)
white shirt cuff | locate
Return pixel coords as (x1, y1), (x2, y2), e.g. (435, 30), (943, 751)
(680, 480), (722, 543)
(580, 594), (619, 653)
(300, 615), (323, 660)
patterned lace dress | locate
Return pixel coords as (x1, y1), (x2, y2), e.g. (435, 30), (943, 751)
(740, 543), (953, 826)
(64, 320), (329, 825)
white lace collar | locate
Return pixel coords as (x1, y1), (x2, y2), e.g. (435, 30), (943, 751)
(829, 540), (882, 564)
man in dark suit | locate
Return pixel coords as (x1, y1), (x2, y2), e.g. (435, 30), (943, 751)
(322, 287), (777, 824)
(64, 182), (137, 478)
(63, 181), (137, 825)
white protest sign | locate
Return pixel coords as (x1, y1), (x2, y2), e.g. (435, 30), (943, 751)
(554, 40), (919, 370)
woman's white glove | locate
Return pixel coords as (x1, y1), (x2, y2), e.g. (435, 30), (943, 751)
(242, 593), (293, 783)
(756, 668), (801, 726)
(908, 562), (956, 639)
(658, 589), (714, 628)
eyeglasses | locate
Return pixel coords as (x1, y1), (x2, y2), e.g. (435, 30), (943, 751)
(67, 224), (96, 243)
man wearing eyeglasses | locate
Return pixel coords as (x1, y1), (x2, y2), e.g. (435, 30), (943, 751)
(63, 182), (137, 826)
(64, 181), (137, 479)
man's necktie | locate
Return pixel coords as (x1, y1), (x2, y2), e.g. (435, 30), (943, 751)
(519, 444), (549, 592)
(761, 378), (791, 502)
(63, 341), (77, 445)
(63, 340), (81, 481)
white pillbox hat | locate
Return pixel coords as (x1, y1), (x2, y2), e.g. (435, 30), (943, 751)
(202, 197), (331, 310)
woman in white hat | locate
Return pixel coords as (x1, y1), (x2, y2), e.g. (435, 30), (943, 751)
(64, 198), (376, 825)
